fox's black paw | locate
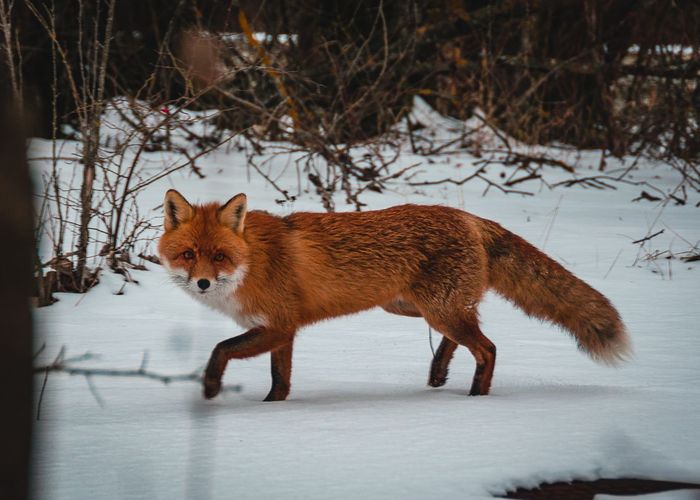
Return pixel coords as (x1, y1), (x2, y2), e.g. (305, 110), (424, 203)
(203, 376), (222, 399)
(263, 388), (289, 402)
(428, 371), (448, 387)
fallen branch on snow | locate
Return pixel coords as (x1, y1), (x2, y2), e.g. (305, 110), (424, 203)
(34, 347), (241, 418)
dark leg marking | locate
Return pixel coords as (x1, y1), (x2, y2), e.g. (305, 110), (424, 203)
(428, 336), (458, 387)
(264, 341), (294, 402)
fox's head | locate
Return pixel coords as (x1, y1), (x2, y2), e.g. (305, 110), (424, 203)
(158, 190), (249, 299)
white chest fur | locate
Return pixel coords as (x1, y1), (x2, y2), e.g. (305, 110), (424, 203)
(192, 290), (266, 330)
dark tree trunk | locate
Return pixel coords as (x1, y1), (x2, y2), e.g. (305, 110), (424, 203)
(0, 102), (34, 500)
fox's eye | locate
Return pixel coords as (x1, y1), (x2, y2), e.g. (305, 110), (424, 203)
(183, 250), (195, 260)
(213, 252), (225, 262)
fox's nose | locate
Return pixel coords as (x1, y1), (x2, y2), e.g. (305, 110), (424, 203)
(197, 278), (211, 290)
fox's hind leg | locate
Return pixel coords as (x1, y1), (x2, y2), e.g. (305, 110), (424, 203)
(382, 298), (464, 389)
(461, 324), (497, 396)
(382, 298), (459, 387)
(265, 341), (294, 402)
(447, 317), (496, 396)
(428, 337), (458, 388)
(382, 299), (459, 388)
(421, 312), (496, 396)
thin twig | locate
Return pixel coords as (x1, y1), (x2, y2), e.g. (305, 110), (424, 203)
(36, 367), (50, 421)
(603, 248), (624, 279)
(34, 350), (243, 395)
(541, 195), (563, 251)
(632, 229), (664, 245)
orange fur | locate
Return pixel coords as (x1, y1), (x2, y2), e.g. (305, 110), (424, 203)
(158, 190), (631, 401)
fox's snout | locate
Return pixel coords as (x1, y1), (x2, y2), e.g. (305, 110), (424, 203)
(185, 274), (221, 294)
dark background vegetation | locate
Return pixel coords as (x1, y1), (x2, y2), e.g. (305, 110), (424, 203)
(5, 0), (699, 157)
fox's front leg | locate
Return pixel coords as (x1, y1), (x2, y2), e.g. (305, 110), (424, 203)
(264, 341), (294, 402)
(203, 326), (295, 400)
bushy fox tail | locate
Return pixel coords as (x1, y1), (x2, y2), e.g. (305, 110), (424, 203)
(480, 219), (631, 365)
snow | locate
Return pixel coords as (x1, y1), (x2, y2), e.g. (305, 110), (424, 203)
(31, 101), (700, 499)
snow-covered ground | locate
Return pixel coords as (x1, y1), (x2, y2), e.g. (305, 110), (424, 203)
(31, 102), (700, 499)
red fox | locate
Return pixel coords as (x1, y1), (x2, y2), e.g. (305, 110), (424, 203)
(158, 190), (630, 402)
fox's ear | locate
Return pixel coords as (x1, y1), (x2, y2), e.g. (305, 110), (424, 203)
(163, 190), (194, 231)
(218, 193), (247, 234)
